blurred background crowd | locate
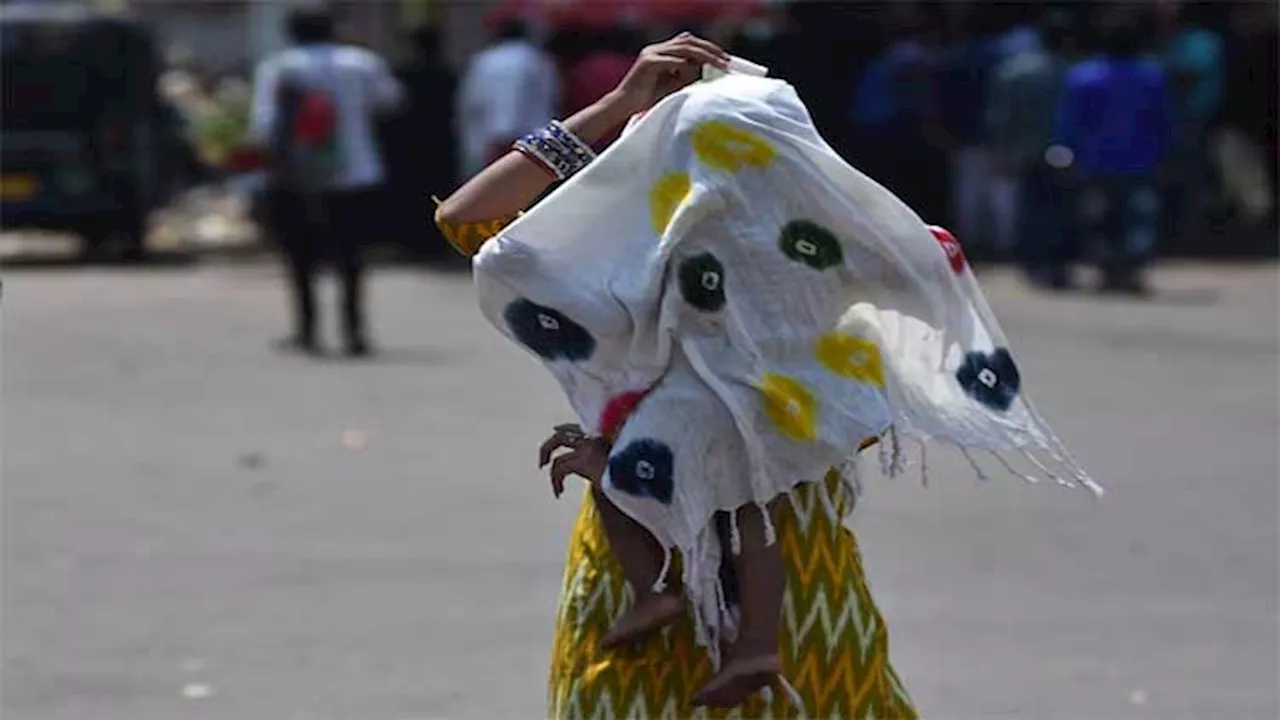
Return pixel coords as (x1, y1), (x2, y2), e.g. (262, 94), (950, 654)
(2, 0), (1277, 273)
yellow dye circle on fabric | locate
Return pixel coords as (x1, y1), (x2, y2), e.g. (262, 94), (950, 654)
(690, 120), (775, 173)
(649, 171), (692, 234)
(815, 332), (885, 387)
(758, 372), (818, 441)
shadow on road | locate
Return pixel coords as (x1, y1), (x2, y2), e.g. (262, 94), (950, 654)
(1091, 286), (1223, 306)
(346, 347), (468, 367)
(271, 344), (467, 368)
(0, 251), (203, 271)
(1141, 287), (1223, 306)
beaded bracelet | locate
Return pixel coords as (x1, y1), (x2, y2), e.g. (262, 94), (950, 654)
(513, 119), (597, 180)
(512, 144), (558, 180)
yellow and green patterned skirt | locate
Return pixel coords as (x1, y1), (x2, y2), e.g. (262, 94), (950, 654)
(548, 471), (918, 719)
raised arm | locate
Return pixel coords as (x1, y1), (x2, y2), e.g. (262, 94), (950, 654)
(435, 94), (633, 233)
(248, 56), (282, 146)
(434, 33), (728, 255)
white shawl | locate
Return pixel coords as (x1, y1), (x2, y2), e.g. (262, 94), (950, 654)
(473, 74), (1098, 661)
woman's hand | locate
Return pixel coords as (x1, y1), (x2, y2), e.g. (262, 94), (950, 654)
(538, 424), (610, 498)
(434, 33), (727, 240)
(607, 32), (730, 117)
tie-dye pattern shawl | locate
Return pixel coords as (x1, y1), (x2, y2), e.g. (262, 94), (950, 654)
(473, 75), (1098, 662)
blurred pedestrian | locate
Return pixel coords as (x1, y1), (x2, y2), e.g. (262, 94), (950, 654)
(938, 4), (1002, 251)
(1158, 1), (1224, 253)
(385, 25), (457, 260)
(1055, 13), (1172, 294)
(853, 9), (948, 223)
(850, 39), (898, 183)
(456, 19), (559, 179)
(987, 10), (1077, 288)
(250, 7), (403, 356)
(997, 3), (1043, 59)
(560, 25), (636, 146)
(1215, 3), (1278, 234)
(545, 27), (588, 103)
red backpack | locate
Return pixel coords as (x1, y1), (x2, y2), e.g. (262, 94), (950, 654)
(271, 78), (341, 192)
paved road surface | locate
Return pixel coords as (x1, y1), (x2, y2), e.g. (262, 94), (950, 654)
(3, 261), (1276, 719)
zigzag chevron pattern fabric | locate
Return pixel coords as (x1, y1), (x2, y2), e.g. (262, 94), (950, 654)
(547, 473), (917, 719)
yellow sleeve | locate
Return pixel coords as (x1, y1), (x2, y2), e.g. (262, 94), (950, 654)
(432, 198), (520, 258)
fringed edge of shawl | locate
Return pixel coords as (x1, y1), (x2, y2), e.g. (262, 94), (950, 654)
(844, 417), (1103, 498)
(682, 523), (729, 670)
(656, 417), (1100, 672)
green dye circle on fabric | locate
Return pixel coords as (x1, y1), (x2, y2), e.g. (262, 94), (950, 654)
(677, 253), (727, 312)
(779, 220), (844, 270)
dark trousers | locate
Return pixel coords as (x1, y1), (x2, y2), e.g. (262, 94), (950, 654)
(877, 127), (949, 226)
(266, 186), (377, 347)
(1078, 176), (1160, 280)
(1016, 164), (1072, 278)
(1160, 135), (1210, 253)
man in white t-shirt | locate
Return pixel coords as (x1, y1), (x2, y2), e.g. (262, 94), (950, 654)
(456, 20), (560, 178)
(250, 7), (402, 357)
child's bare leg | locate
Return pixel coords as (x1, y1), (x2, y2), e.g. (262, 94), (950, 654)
(729, 501), (784, 658)
(593, 486), (682, 648)
(593, 485), (667, 592)
(692, 500), (784, 708)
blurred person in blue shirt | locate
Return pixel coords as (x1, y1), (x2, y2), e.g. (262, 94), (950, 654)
(987, 9), (1078, 289)
(1055, 14), (1172, 294)
(851, 8), (949, 224)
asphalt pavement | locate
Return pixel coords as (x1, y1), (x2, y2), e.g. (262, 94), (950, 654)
(2, 259), (1276, 720)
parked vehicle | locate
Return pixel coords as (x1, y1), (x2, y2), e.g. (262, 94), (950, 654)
(1, 4), (171, 259)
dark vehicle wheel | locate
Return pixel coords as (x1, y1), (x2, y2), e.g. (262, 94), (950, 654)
(80, 225), (113, 261)
(79, 213), (147, 262)
(118, 213), (147, 261)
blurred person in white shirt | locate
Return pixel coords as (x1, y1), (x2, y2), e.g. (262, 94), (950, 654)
(456, 19), (560, 178)
(249, 7), (402, 357)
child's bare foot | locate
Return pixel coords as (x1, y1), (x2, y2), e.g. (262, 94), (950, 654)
(600, 593), (684, 649)
(690, 652), (781, 708)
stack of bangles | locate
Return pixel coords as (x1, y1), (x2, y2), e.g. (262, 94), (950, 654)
(513, 120), (597, 180)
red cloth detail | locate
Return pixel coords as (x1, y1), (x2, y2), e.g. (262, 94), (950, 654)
(225, 146), (265, 173)
(599, 388), (652, 441)
(929, 225), (966, 274)
(293, 91), (336, 147)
